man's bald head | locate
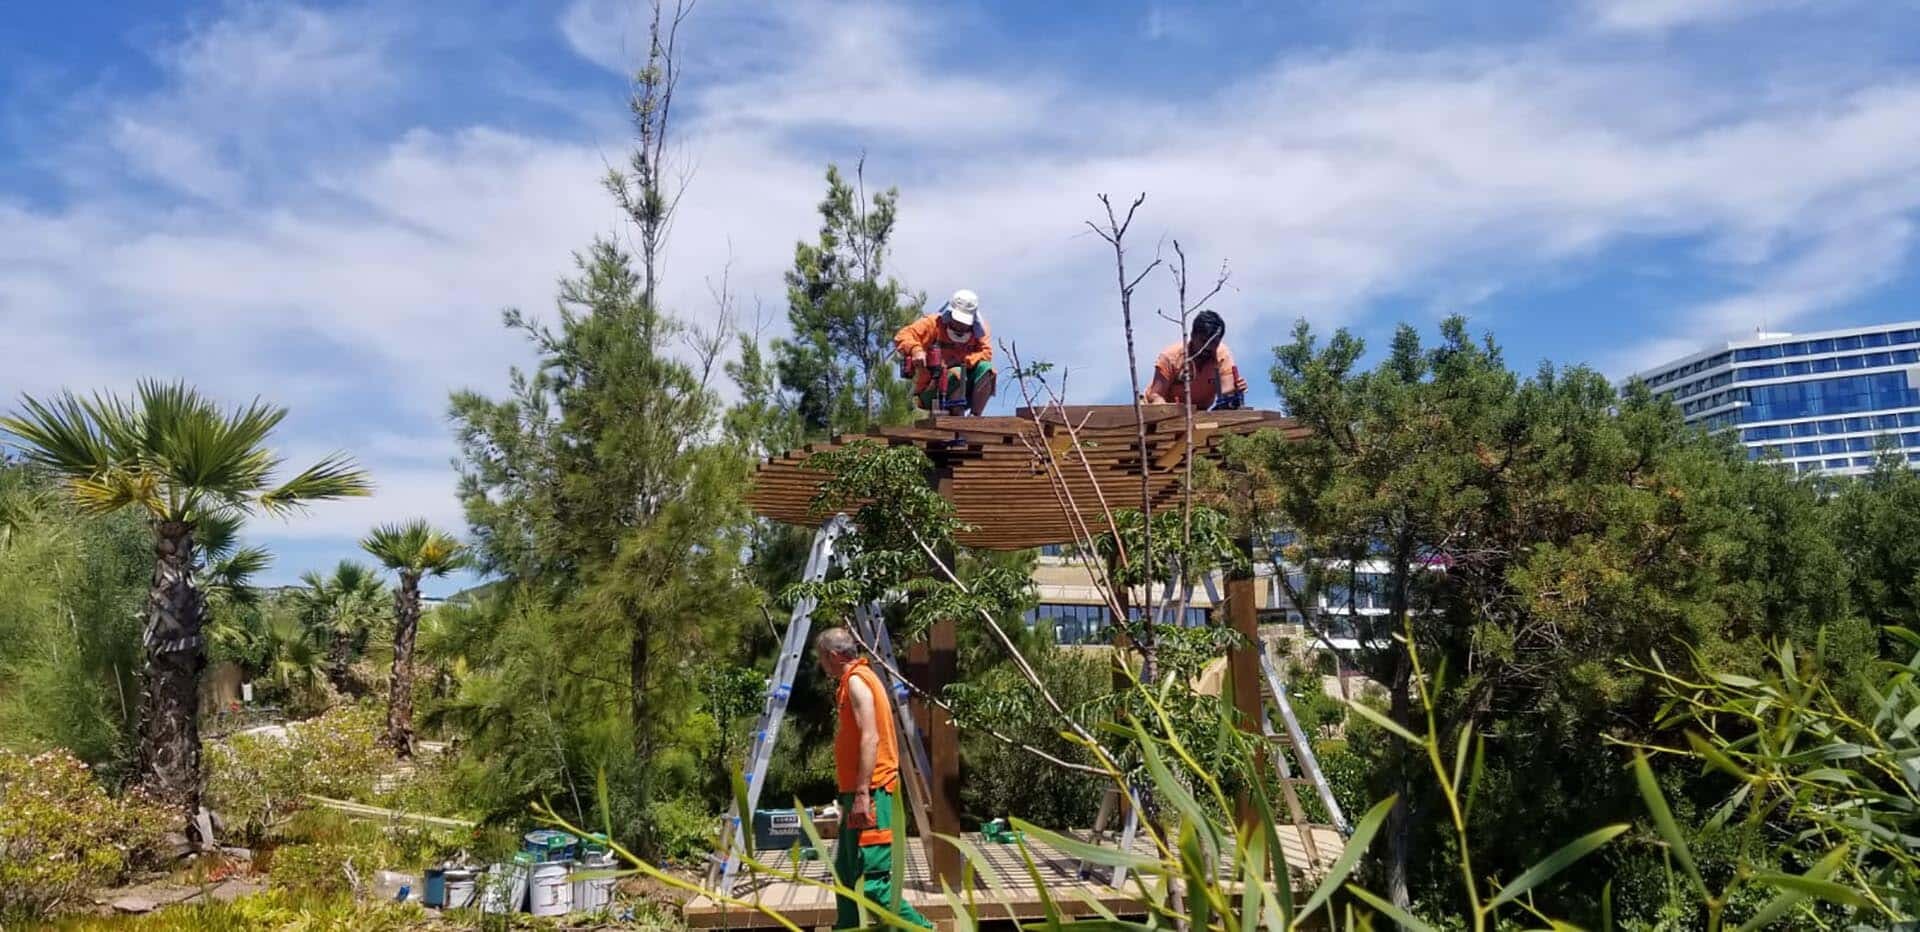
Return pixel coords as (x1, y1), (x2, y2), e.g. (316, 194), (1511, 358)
(815, 626), (859, 677)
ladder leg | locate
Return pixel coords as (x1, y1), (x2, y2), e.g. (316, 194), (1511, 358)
(1197, 573), (1348, 873)
(855, 603), (933, 862)
(1078, 786), (1118, 879)
(1110, 788), (1141, 891)
(1262, 644), (1349, 835)
(716, 517), (849, 895)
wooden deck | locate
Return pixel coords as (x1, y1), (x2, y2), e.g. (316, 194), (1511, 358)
(682, 826), (1346, 929)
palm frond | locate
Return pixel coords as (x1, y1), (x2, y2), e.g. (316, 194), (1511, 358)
(202, 545), (272, 607)
(1, 391), (115, 476)
(258, 453), (372, 516)
(6, 380), (364, 524)
(66, 467), (164, 517)
(193, 510), (246, 561)
(361, 518), (471, 576)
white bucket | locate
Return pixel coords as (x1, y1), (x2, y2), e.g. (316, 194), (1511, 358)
(529, 860), (573, 917)
(571, 851), (617, 914)
(444, 870), (477, 909)
(480, 861), (528, 914)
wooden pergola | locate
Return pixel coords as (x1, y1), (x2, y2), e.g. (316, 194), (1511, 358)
(747, 405), (1305, 550)
(740, 404), (1308, 891)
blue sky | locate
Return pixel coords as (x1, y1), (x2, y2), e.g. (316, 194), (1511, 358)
(5, 0), (1920, 593)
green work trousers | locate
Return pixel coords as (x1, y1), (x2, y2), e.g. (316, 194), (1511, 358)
(916, 359), (994, 411)
(832, 788), (932, 930)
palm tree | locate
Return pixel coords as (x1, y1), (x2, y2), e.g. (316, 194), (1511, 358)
(360, 519), (468, 757)
(0, 381), (369, 827)
(292, 560), (388, 696)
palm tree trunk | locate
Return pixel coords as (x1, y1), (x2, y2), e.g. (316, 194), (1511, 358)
(137, 521), (207, 835)
(327, 629), (355, 696)
(384, 574), (420, 758)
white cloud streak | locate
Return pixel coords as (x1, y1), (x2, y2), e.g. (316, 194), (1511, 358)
(1587, 0), (1805, 34)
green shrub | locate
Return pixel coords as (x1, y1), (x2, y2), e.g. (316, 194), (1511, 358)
(204, 704), (391, 841)
(647, 794), (719, 865)
(53, 887), (431, 931)
(0, 748), (172, 923)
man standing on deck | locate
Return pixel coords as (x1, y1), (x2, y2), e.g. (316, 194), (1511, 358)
(816, 626), (932, 930)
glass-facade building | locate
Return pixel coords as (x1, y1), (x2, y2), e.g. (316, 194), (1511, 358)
(1635, 322), (1920, 475)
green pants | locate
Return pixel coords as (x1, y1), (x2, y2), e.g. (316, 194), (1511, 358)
(916, 360), (994, 411)
(832, 788), (931, 930)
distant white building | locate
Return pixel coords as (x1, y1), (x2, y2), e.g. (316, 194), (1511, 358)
(1023, 543), (1387, 653)
(1635, 321), (1920, 476)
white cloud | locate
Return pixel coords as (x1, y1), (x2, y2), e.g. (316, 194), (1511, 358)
(11, 0), (1920, 575)
(1587, 0), (1804, 34)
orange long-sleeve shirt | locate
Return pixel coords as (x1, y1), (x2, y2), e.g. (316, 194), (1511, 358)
(894, 313), (992, 368)
(1147, 340), (1247, 409)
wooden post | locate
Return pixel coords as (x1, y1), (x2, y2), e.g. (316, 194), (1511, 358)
(926, 468), (965, 887)
(1227, 529), (1264, 828)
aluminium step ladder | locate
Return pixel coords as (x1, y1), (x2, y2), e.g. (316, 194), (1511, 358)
(709, 516), (933, 896)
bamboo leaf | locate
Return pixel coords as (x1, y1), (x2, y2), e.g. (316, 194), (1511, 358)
(1019, 921), (1157, 932)
(1488, 824), (1628, 907)
(1347, 699), (1423, 746)
(1632, 753), (1706, 898)
(1686, 731), (1753, 782)
(1244, 763), (1296, 931)
(1738, 845), (1860, 932)
(1451, 721), (1474, 795)
(1747, 874), (1874, 910)
(1009, 819), (1161, 871)
(1344, 884), (1437, 932)
(1298, 795), (1397, 921)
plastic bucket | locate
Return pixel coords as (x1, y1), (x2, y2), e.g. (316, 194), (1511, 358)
(571, 850), (617, 914)
(443, 869), (477, 909)
(529, 860), (573, 917)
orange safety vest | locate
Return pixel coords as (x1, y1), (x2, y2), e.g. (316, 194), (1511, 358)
(834, 659), (901, 846)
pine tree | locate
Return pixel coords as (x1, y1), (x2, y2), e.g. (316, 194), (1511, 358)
(774, 162), (920, 437)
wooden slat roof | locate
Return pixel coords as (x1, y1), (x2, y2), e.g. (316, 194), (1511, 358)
(747, 405), (1307, 550)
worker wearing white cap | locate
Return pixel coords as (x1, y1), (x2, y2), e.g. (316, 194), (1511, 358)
(893, 289), (995, 416)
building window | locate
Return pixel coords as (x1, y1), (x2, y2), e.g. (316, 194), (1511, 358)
(1741, 372), (1920, 422)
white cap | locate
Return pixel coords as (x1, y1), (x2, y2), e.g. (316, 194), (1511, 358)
(942, 289), (979, 329)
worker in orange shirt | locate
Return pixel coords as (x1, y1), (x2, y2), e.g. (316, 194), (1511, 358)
(816, 626), (932, 930)
(1144, 310), (1247, 410)
(895, 289), (994, 415)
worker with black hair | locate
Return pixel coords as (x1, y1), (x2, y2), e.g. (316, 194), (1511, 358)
(1144, 310), (1247, 410)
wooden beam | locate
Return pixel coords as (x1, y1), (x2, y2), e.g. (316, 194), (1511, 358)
(926, 469), (965, 887)
(1227, 529), (1264, 830)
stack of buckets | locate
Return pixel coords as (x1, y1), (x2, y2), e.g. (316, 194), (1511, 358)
(422, 830), (617, 917)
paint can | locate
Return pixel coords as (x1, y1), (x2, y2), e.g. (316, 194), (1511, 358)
(529, 860), (573, 917)
(480, 855), (532, 914)
(570, 849), (617, 914)
(443, 868), (477, 909)
(522, 829), (579, 861)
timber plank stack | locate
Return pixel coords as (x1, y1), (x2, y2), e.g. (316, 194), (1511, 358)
(747, 405), (1306, 551)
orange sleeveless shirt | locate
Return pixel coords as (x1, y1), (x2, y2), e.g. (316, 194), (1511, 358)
(834, 659), (900, 795)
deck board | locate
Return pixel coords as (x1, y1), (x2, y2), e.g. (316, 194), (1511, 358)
(682, 826), (1345, 929)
